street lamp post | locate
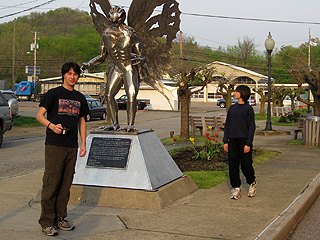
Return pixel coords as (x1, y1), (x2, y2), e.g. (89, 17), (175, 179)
(265, 32), (275, 131)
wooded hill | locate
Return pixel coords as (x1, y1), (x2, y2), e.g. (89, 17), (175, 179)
(0, 7), (319, 88)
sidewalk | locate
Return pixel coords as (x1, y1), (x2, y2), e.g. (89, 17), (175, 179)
(1, 107), (320, 239)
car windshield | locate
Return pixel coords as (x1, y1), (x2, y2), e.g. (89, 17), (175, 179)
(3, 93), (13, 101)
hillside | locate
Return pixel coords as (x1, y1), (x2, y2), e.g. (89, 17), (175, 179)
(0, 8), (103, 85)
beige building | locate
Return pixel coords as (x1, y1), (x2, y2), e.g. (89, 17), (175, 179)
(191, 61), (270, 104)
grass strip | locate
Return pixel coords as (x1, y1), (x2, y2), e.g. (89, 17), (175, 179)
(13, 116), (42, 127)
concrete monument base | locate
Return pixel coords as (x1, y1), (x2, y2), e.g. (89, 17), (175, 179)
(71, 129), (198, 209)
(70, 175), (198, 209)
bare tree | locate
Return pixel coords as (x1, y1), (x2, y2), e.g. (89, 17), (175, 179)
(253, 88), (267, 116)
(216, 73), (236, 112)
(236, 35), (257, 64)
(176, 67), (216, 138)
(273, 86), (291, 107)
(292, 58), (320, 116)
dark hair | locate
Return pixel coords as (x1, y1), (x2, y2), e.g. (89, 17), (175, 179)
(235, 85), (251, 102)
(61, 62), (81, 82)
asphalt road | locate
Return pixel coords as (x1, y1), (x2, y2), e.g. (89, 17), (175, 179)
(287, 195), (320, 240)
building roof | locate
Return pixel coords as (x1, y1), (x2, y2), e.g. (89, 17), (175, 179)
(205, 61), (269, 84)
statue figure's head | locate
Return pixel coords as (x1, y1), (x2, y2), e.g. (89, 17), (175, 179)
(108, 6), (126, 25)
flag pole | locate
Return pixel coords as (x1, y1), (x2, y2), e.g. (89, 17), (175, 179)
(308, 28), (311, 70)
(307, 28), (311, 114)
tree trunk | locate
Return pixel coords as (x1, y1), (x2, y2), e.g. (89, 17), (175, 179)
(313, 97), (320, 116)
(260, 99), (266, 116)
(180, 93), (190, 139)
(291, 100), (295, 111)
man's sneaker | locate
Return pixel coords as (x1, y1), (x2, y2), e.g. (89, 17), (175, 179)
(248, 181), (257, 197)
(56, 217), (75, 231)
(231, 187), (241, 200)
(42, 226), (58, 236)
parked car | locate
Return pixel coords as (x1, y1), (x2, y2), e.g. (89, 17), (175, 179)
(217, 98), (256, 108)
(0, 91), (13, 147)
(217, 98), (238, 108)
(85, 98), (107, 122)
(1, 90), (19, 118)
(83, 93), (93, 99)
(116, 95), (148, 110)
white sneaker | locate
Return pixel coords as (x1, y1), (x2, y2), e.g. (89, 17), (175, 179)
(248, 181), (256, 197)
(231, 188), (241, 200)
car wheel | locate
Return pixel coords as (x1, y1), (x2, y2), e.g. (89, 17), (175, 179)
(101, 112), (106, 120)
(0, 127), (3, 147)
(85, 113), (91, 122)
(220, 102), (226, 108)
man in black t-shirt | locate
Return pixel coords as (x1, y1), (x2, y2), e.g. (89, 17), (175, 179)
(36, 62), (89, 236)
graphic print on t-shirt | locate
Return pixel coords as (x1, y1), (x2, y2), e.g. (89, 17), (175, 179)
(58, 99), (81, 116)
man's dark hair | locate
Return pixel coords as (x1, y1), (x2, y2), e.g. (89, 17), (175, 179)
(61, 62), (81, 82)
(235, 85), (251, 102)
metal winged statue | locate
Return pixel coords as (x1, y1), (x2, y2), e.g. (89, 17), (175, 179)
(82, 0), (181, 132)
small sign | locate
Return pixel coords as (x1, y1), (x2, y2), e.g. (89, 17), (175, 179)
(86, 137), (131, 169)
(25, 66), (40, 74)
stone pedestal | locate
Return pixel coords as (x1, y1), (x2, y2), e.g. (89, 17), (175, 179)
(70, 129), (198, 209)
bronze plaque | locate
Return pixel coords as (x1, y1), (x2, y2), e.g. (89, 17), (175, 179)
(86, 137), (131, 169)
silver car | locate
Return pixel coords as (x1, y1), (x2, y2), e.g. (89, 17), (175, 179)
(1, 90), (19, 118)
(0, 91), (13, 147)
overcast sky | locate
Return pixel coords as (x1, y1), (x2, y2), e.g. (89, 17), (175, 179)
(1, 0), (320, 52)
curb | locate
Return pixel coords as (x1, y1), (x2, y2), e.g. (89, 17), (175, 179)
(255, 173), (320, 240)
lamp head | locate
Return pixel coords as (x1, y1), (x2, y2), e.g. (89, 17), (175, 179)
(265, 32), (275, 51)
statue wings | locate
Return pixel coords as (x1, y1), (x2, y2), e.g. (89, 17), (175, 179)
(128, 0), (181, 77)
(89, 0), (180, 76)
(89, 0), (181, 109)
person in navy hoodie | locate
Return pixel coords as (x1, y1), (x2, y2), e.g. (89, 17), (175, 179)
(223, 85), (256, 200)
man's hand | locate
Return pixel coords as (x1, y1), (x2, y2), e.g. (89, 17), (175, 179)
(79, 144), (87, 157)
(223, 143), (228, 152)
(244, 145), (251, 153)
(50, 123), (63, 134)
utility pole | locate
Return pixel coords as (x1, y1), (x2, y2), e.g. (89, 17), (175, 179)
(31, 31), (39, 101)
(179, 31), (183, 70)
(12, 19), (16, 90)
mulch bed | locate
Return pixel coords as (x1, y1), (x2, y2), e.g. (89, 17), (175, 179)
(171, 146), (228, 172)
(171, 146), (258, 172)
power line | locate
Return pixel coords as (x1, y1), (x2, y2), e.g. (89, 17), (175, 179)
(0, 0), (40, 10)
(0, 0), (56, 19)
(182, 12), (320, 25)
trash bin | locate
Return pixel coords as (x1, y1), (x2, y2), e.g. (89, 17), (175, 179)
(303, 116), (320, 146)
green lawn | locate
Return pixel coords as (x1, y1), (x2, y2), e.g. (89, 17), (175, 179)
(13, 116), (43, 127)
(255, 113), (297, 126)
(182, 148), (280, 189)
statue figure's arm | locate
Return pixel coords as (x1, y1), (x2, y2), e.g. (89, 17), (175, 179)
(81, 36), (108, 71)
(131, 33), (146, 66)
